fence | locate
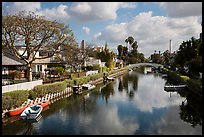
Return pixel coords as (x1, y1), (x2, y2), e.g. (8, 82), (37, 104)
(2, 80), (43, 94)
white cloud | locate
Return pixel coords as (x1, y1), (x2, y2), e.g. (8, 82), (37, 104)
(3, 2), (41, 15)
(3, 2), (70, 24)
(159, 2), (202, 18)
(3, 2), (201, 58)
(94, 32), (102, 39)
(98, 23), (128, 43)
(152, 106), (202, 135)
(39, 4), (70, 23)
(112, 75), (185, 113)
(97, 11), (202, 57)
(69, 2), (136, 23)
(70, 2), (92, 14)
(3, 2), (137, 25)
(120, 2), (137, 9)
(82, 26), (90, 34)
(79, 106), (139, 134)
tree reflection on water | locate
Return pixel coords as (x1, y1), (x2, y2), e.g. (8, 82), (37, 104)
(100, 82), (115, 103)
(179, 89), (202, 127)
(162, 69), (202, 128)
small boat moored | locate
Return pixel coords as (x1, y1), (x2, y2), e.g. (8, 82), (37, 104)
(20, 105), (43, 120)
(107, 77), (115, 81)
(9, 105), (28, 116)
(128, 69), (133, 71)
(162, 74), (168, 78)
(8, 101), (49, 116)
(82, 83), (96, 90)
(73, 85), (83, 94)
(164, 84), (187, 92)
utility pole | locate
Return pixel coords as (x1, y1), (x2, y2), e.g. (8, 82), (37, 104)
(169, 40), (172, 54)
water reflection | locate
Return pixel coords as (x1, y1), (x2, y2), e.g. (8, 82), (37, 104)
(179, 90), (202, 127)
(162, 71), (202, 128)
(78, 106), (139, 135)
(21, 117), (42, 135)
(116, 71), (139, 99)
(151, 106), (202, 135)
(100, 82), (115, 104)
(113, 71), (184, 113)
(118, 78), (123, 92)
(2, 67), (202, 135)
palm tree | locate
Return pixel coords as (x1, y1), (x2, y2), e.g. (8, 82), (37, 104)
(117, 45), (123, 59)
(127, 36), (134, 52)
(132, 41), (138, 53)
(125, 38), (129, 51)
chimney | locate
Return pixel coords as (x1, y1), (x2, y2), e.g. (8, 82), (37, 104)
(81, 40), (85, 49)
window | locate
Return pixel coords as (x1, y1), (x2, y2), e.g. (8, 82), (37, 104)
(37, 65), (42, 72)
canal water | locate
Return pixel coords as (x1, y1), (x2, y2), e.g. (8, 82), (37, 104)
(2, 68), (202, 135)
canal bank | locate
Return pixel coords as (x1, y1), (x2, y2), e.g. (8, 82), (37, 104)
(88, 69), (128, 85)
(2, 67), (202, 135)
(2, 68), (128, 120)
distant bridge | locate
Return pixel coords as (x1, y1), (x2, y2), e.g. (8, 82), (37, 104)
(128, 63), (163, 69)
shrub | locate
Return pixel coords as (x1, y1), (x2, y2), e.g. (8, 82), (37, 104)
(55, 67), (65, 76)
(2, 90), (30, 110)
(65, 79), (74, 87)
(92, 64), (101, 71)
(166, 70), (184, 84)
(180, 75), (190, 83)
(73, 78), (83, 85)
(187, 79), (202, 95)
(8, 71), (21, 79)
(32, 81), (67, 97)
(86, 65), (94, 71)
(89, 73), (103, 81)
(102, 66), (109, 73)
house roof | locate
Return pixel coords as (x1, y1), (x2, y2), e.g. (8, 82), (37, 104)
(2, 49), (27, 66)
(2, 54), (24, 66)
(32, 58), (51, 64)
(2, 48), (66, 66)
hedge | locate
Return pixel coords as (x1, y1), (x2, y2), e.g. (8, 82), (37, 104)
(64, 79), (74, 87)
(109, 67), (128, 75)
(31, 81), (67, 98)
(2, 90), (30, 110)
(2, 81), (68, 111)
(180, 75), (190, 83)
(89, 73), (103, 81)
(187, 79), (202, 95)
(2, 67), (128, 111)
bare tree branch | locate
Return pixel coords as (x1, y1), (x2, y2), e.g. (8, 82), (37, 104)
(2, 11), (76, 81)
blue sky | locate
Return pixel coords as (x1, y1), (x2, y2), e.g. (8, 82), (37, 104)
(2, 2), (202, 58)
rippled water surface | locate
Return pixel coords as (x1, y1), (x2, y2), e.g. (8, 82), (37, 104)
(2, 69), (202, 135)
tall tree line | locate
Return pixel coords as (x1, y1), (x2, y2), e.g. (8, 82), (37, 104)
(117, 36), (145, 65)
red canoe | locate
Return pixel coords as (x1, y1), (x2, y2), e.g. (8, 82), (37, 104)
(9, 101), (50, 116)
(38, 101), (50, 108)
(9, 106), (28, 116)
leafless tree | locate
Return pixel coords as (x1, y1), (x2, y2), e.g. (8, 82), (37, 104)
(62, 44), (90, 72)
(2, 11), (76, 81)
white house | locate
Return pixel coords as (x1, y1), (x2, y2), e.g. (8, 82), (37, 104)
(84, 57), (105, 67)
(2, 45), (66, 80)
